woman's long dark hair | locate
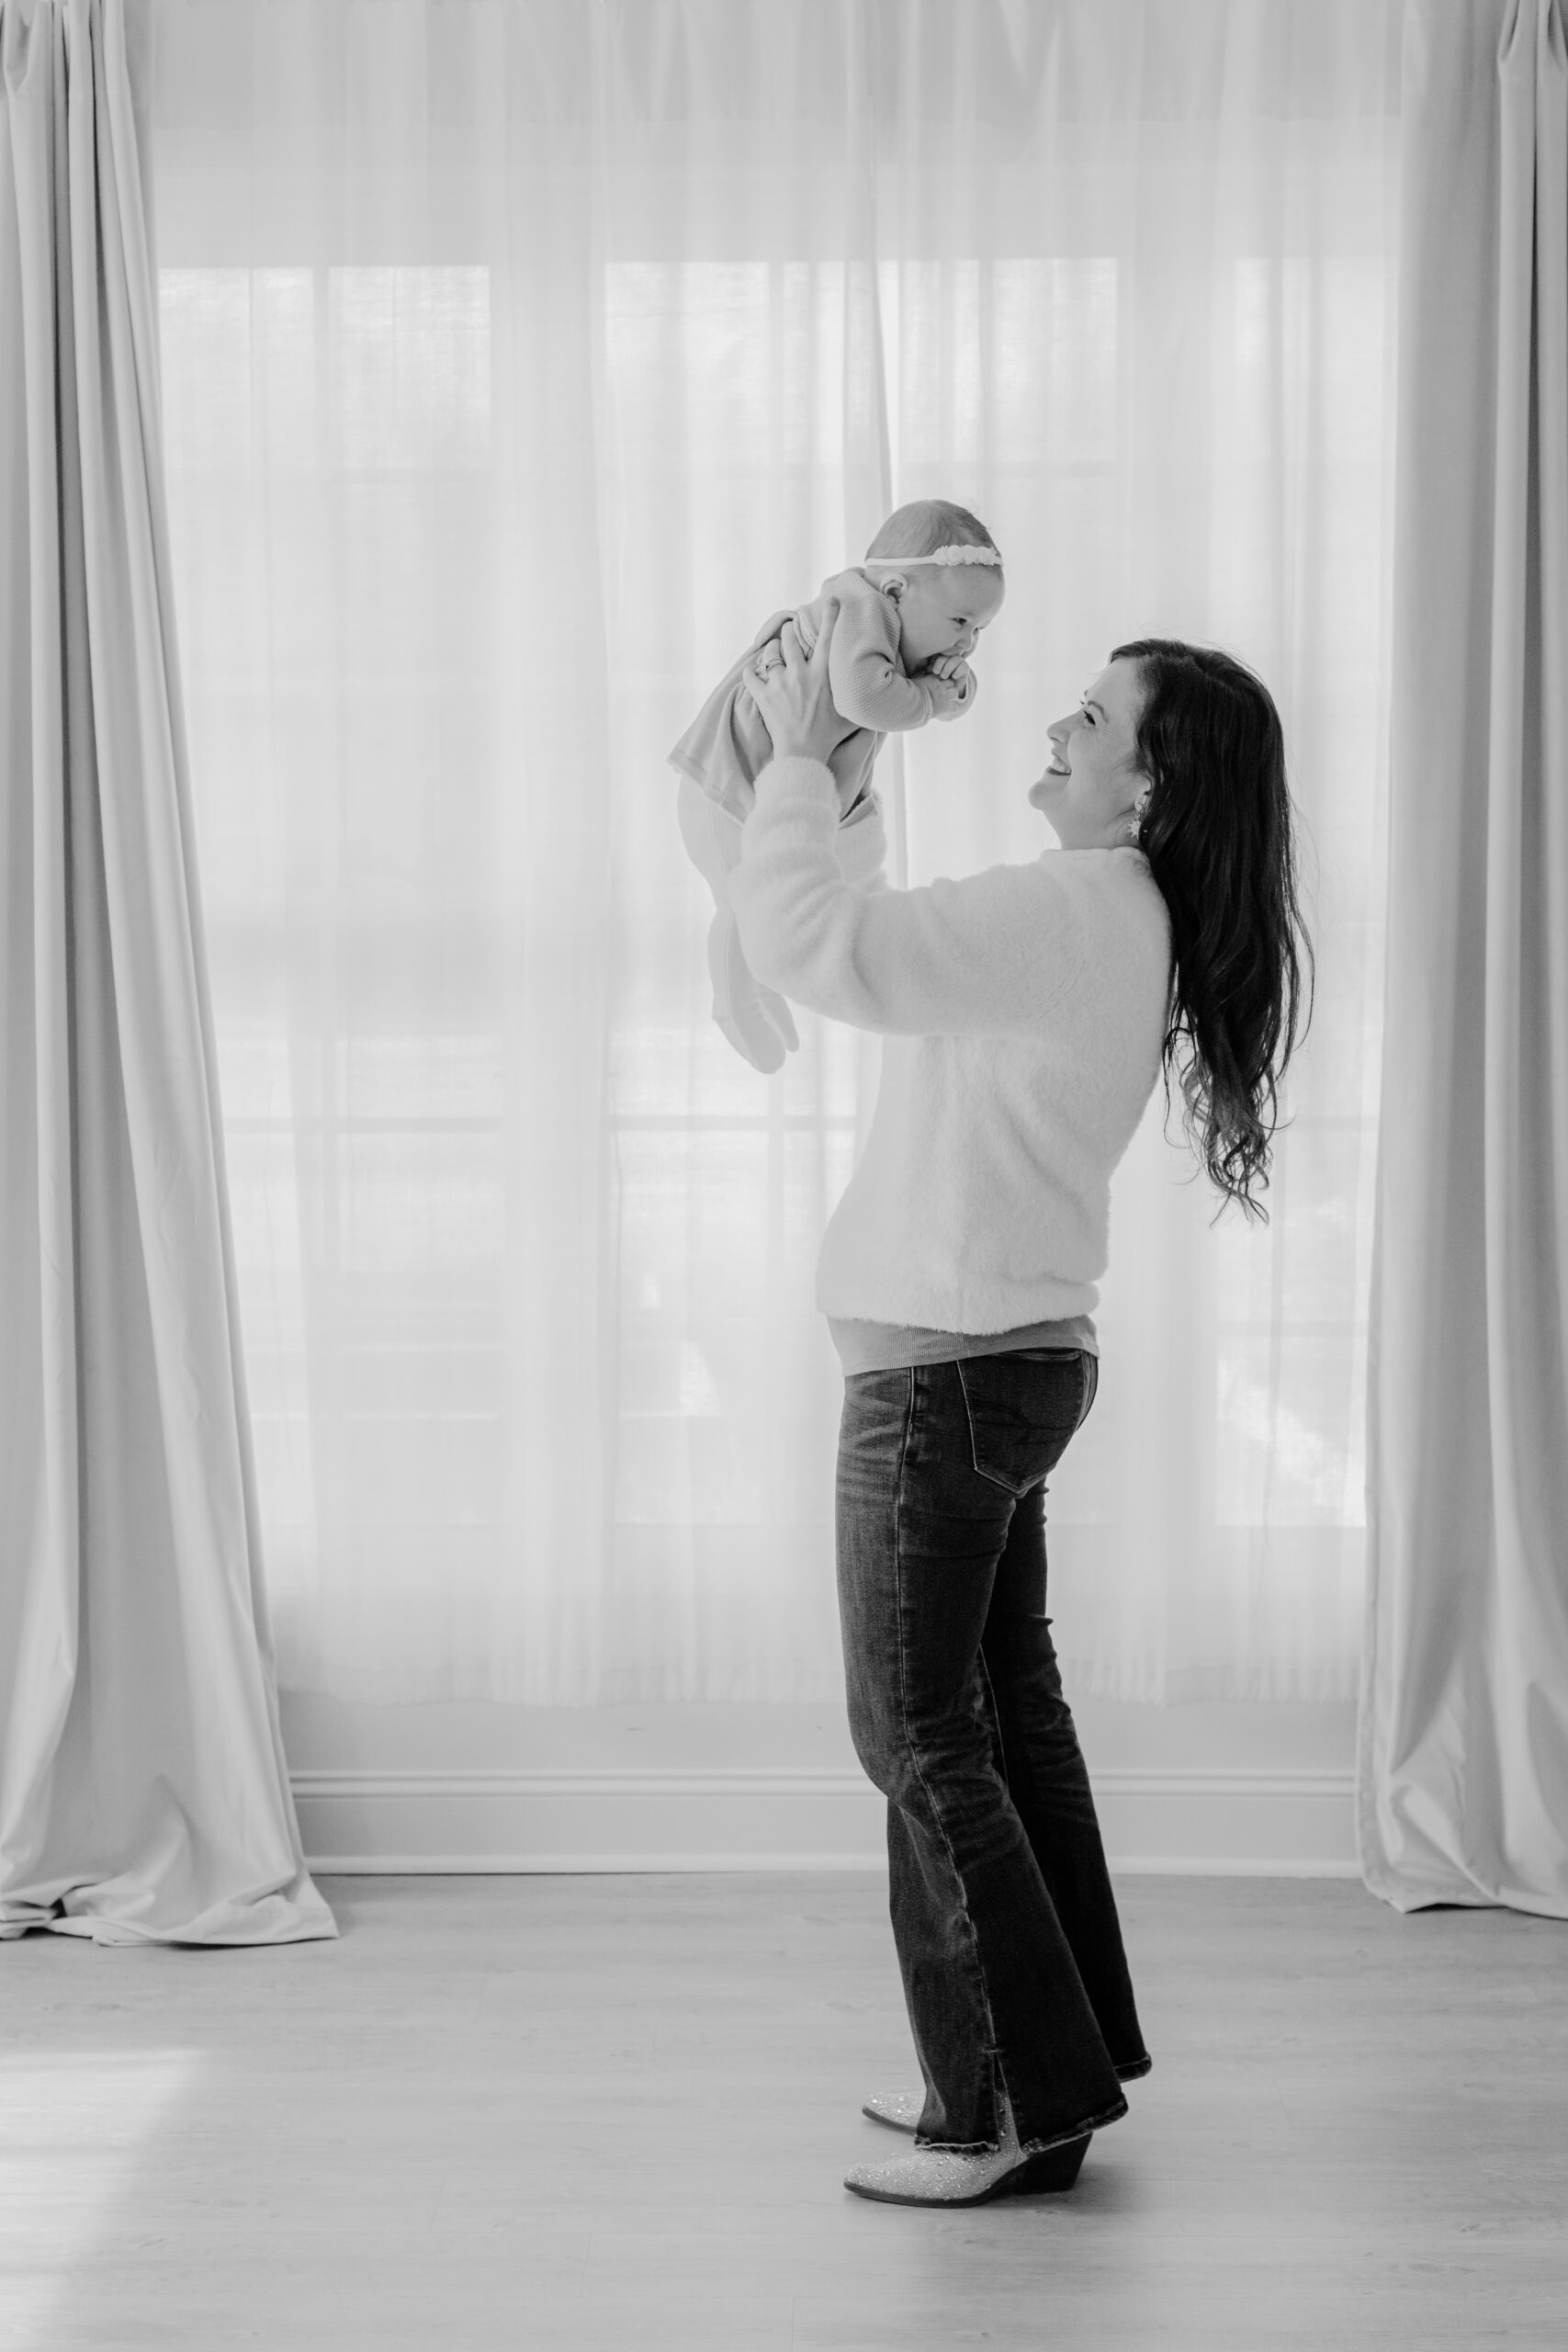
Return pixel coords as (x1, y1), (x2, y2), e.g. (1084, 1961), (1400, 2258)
(1111, 639), (1314, 1226)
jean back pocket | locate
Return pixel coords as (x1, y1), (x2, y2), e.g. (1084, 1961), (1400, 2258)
(955, 1350), (1098, 1497)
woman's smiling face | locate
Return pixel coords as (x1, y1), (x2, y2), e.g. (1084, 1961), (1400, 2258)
(1029, 658), (1148, 849)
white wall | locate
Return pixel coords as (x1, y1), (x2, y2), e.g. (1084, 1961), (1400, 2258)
(285, 1697), (1359, 1877)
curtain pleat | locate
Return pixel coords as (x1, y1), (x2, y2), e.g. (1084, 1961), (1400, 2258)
(1358, 0), (1568, 1916)
(0, 0), (333, 1945)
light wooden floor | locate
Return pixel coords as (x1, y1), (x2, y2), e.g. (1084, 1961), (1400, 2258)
(3, 1872), (1566, 2349)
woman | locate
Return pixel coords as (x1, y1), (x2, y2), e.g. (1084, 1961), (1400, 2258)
(730, 603), (1313, 2210)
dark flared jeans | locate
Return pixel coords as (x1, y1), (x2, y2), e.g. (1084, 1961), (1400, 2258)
(836, 1349), (1152, 2156)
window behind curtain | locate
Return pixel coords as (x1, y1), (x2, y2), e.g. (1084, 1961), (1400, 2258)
(152, 0), (1400, 1705)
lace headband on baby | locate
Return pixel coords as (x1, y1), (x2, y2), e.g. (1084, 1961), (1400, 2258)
(863, 546), (1003, 568)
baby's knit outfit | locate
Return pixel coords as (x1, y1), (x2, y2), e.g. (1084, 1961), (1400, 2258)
(669, 566), (975, 1072)
(728, 752), (1173, 1349)
(676, 769), (888, 1071)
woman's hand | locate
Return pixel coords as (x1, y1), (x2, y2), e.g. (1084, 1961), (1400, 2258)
(743, 610), (795, 661)
(743, 601), (843, 769)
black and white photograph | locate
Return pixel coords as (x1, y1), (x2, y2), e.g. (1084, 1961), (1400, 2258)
(2, 0), (1564, 2344)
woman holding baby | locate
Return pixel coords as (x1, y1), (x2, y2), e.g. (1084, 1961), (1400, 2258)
(720, 508), (1313, 2210)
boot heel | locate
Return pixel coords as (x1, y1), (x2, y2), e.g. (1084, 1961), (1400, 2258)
(1001, 2132), (1091, 2196)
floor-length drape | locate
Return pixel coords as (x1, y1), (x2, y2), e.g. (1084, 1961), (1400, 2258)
(143, 0), (1399, 1712)
(0, 0), (333, 1943)
(1358, 0), (1568, 1917)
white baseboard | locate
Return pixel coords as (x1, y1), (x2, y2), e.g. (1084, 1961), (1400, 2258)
(293, 1765), (1360, 1878)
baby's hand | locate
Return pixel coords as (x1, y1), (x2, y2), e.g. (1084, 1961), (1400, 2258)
(924, 653), (964, 681)
(924, 666), (976, 720)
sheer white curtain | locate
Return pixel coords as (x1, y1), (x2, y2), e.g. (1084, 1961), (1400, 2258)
(0, 0), (329, 1943)
(1359, 0), (1568, 1916)
(145, 0), (1399, 1712)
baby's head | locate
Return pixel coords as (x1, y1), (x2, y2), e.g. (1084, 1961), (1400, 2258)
(863, 501), (1005, 670)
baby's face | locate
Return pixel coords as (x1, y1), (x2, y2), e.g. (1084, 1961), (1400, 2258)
(893, 565), (1006, 669)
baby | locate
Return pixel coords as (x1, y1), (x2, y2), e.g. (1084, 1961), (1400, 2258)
(669, 499), (1005, 1071)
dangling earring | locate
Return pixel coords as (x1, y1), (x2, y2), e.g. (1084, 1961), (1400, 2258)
(1129, 786), (1151, 843)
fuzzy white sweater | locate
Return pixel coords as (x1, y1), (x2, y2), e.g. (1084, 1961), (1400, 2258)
(729, 754), (1174, 1330)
